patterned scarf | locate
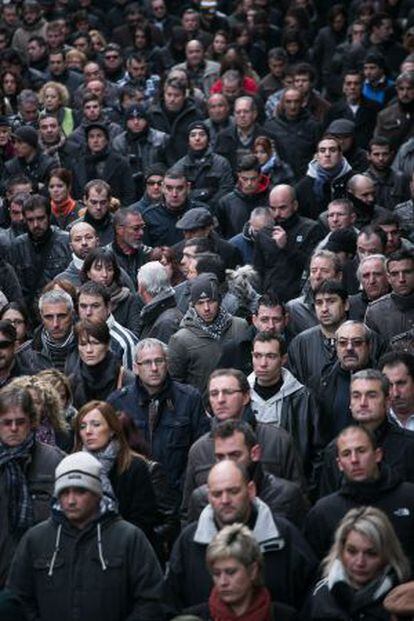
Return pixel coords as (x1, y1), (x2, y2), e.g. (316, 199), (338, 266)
(36, 416), (56, 446)
(188, 305), (232, 340)
(41, 328), (76, 372)
(82, 439), (119, 503)
(0, 431), (35, 534)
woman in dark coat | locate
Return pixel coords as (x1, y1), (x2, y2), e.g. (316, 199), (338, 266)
(309, 507), (411, 620)
(81, 247), (142, 334)
(69, 320), (134, 409)
(73, 399), (160, 550)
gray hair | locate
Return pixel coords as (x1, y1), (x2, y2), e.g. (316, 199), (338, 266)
(134, 338), (168, 360)
(17, 89), (39, 108)
(351, 368), (390, 396)
(250, 207), (272, 221)
(356, 254), (386, 283)
(38, 290), (74, 314)
(335, 320), (372, 342)
(310, 248), (342, 274)
(322, 507), (410, 582)
(137, 261), (172, 297)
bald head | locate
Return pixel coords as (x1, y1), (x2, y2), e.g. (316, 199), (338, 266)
(69, 222), (98, 259)
(207, 460), (255, 527)
(268, 184), (298, 223)
(347, 174), (376, 206)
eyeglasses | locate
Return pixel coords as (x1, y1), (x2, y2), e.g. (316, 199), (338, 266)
(336, 338), (367, 348)
(208, 389), (243, 398)
(135, 357), (166, 367)
(0, 340), (14, 349)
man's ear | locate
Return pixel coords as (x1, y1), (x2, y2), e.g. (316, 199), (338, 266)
(336, 456), (344, 472)
(247, 480), (256, 500)
(250, 444), (262, 462)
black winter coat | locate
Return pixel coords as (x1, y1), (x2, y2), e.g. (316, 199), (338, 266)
(216, 185), (269, 239)
(138, 290), (182, 343)
(141, 198), (210, 247)
(319, 419), (414, 497)
(148, 101), (203, 166)
(253, 214), (323, 302)
(70, 148), (136, 206)
(305, 465), (414, 564)
(108, 376), (209, 490)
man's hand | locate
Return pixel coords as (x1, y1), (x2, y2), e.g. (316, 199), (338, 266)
(272, 226), (287, 248)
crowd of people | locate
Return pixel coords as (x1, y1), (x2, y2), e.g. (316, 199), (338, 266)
(0, 0), (414, 619)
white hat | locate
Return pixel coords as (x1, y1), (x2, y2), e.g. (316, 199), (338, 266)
(54, 452), (103, 497)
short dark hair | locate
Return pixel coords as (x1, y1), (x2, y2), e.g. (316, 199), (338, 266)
(368, 136), (392, 151)
(22, 194), (50, 218)
(237, 154), (260, 174)
(253, 331), (287, 356)
(77, 281), (110, 305)
(75, 319), (110, 344)
(256, 293), (286, 313)
(313, 279), (348, 302)
(336, 425), (378, 453)
(212, 419), (258, 451)
(379, 351), (414, 381)
(80, 248), (121, 286)
(208, 368), (250, 394)
(292, 61), (316, 82)
(195, 253), (225, 282)
(359, 225), (387, 249)
(183, 237), (213, 252)
(386, 249), (414, 269)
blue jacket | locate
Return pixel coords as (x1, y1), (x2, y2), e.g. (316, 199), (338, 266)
(108, 376), (210, 490)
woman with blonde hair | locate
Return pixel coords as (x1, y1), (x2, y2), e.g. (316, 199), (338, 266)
(188, 523), (296, 620)
(72, 401), (159, 549)
(9, 376), (71, 451)
(38, 81), (74, 136)
(36, 368), (77, 425)
(310, 507), (411, 620)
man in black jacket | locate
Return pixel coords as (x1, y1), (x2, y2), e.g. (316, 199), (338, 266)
(365, 136), (410, 209)
(70, 123), (136, 206)
(7, 452), (163, 621)
(318, 369), (414, 496)
(305, 425), (414, 565)
(7, 194), (70, 309)
(165, 460), (317, 615)
(69, 180), (114, 246)
(109, 207), (152, 289)
(2, 126), (56, 193)
(254, 184), (323, 302)
(186, 419), (307, 528)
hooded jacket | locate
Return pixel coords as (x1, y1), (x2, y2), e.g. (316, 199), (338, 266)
(248, 367), (322, 485)
(168, 309), (251, 393)
(7, 508), (163, 621)
(305, 464), (414, 563)
(164, 497), (317, 615)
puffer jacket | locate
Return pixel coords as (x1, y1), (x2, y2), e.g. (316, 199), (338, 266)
(7, 510), (163, 621)
(168, 310), (252, 393)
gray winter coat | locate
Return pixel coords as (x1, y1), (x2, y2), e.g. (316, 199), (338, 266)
(168, 310), (251, 393)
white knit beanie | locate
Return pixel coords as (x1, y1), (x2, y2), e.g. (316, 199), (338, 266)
(54, 452), (103, 497)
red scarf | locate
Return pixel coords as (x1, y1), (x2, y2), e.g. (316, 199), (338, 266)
(51, 196), (77, 218)
(209, 586), (272, 621)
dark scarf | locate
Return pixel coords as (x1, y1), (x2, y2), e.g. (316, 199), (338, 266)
(313, 160), (346, 202)
(79, 350), (122, 402)
(85, 147), (109, 179)
(41, 328), (76, 372)
(127, 126), (149, 142)
(107, 281), (131, 311)
(188, 305), (232, 340)
(0, 431), (35, 534)
(391, 291), (414, 312)
(209, 586), (272, 621)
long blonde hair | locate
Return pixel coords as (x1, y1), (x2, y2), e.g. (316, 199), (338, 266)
(322, 507), (410, 583)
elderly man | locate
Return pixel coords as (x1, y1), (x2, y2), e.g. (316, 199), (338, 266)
(348, 254), (390, 320)
(137, 261), (182, 342)
(0, 385), (64, 586)
(346, 173), (389, 228)
(7, 452), (163, 621)
(108, 207), (151, 288)
(173, 39), (220, 95)
(168, 273), (251, 393)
